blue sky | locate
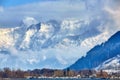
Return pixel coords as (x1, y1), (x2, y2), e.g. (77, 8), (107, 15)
(0, 0), (54, 7)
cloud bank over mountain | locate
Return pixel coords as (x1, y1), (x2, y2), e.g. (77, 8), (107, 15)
(0, 0), (120, 69)
(0, 0), (119, 28)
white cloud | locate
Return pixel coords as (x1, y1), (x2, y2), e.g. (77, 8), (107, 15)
(22, 16), (38, 27)
(27, 58), (39, 64)
(105, 7), (120, 27)
(0, 0), (86, 27)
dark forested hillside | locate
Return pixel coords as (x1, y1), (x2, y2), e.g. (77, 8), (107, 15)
(68, 31), (120, 70)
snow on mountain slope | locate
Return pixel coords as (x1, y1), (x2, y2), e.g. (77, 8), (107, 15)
(81, 32), (109, 47)
(0, 17), (112, 70)
(96, 55), (120, 73)
(0, 28), (15, 48)
(98, 55), (120, 69)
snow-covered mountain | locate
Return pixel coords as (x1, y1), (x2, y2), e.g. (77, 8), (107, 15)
(1, 0), (120, 70)
(68, 31), (120, 70)
(0, 17), (111, 70)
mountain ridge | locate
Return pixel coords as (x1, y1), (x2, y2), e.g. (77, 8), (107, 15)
(68, 31), (120, 70)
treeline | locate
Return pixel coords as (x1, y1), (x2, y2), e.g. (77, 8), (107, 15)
(0, 68), (70, 78)
(0, 68), (29, 78)
(0, 67), (110, 78)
